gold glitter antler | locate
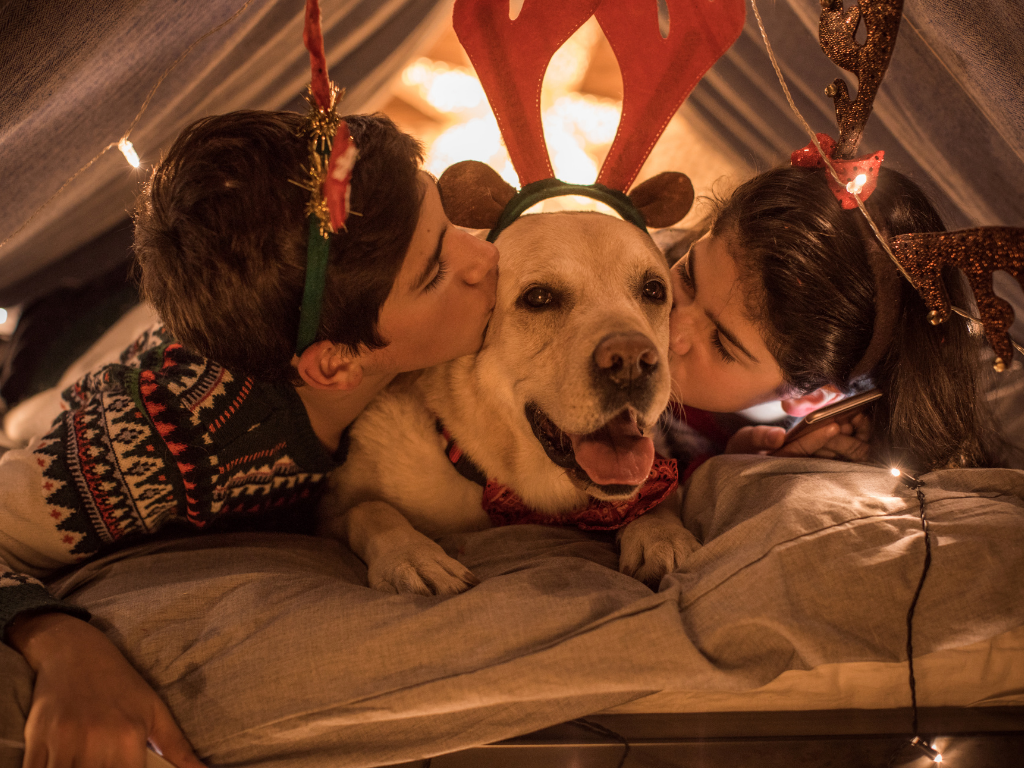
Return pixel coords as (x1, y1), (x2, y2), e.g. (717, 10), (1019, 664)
(890, 228), (1024, 371)
(819, 0), (904, 159)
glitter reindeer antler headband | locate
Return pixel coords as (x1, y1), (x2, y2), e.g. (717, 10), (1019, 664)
(438, 0), (746, 240)
(790, 0), (902, 210)
(781, 0), (1024, 373)
(292, 0), (359, 355)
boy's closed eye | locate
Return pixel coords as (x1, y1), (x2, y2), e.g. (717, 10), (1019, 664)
(414, 224), (449, 291)
(425, 256), (448, 291)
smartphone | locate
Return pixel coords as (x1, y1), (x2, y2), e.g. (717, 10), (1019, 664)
(783, 389), (882, 445)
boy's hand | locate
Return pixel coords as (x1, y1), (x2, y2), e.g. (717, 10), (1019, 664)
(7, 612), (206, 768)
(725, 413), (871, 463)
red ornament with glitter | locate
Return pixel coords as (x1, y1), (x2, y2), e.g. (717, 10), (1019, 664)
(791, 133), (884, 209)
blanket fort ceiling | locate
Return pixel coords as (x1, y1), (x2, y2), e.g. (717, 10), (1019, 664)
(0, 0), (259, 256)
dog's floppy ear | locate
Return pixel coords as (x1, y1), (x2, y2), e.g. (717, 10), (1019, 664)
(438, 160), (517, 230)
(628, 172), (694, 229)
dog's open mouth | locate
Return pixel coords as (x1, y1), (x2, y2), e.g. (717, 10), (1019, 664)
(525, 403), (654, 494)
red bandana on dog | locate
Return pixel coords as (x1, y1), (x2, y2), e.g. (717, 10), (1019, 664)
(438, 420), (679, 531)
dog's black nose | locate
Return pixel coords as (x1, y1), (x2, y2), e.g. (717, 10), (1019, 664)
(593, 332), (659, 388)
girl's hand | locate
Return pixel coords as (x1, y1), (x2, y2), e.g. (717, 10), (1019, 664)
(725, 413), (871, 462)
(7, 612), (206, 768)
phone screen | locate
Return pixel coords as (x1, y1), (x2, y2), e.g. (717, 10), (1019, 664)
(783, 389), (882, 445)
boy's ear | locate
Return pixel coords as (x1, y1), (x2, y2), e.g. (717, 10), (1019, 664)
(294, 342), (363, 391)
(437, 160), (516, 230)
(628, 172), (694, 228)
(780, 385), (845, 418)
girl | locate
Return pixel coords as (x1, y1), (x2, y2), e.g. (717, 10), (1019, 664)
(667, 164), (993, 473)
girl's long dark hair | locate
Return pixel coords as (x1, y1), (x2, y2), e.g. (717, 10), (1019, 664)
(712, 166), (988, 471)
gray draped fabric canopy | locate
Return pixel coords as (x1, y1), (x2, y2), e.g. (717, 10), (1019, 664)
(1, 0), (1022, 315)
(684, 0), (1024, 337)
(0, 0), (450, 306)
(688, 0), (1024, 230)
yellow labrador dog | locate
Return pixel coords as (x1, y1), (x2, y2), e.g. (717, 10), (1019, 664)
(320, 187), (700, 595)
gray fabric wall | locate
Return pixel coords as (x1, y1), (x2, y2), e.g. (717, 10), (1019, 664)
(0, 0), (450, 305)
(681, 0), (1024, 340)
(686, 0), (1024, 230)
(2, 0), (1021, 311)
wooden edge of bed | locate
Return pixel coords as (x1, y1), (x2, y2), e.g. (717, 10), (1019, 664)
(389, 708), (1024, 768)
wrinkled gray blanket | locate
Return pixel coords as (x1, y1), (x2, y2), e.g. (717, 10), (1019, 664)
(4, 456), (1022, 768)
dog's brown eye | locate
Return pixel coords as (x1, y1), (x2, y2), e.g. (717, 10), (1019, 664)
(643, 280), (667, 302)
(523, 286), (555, 308)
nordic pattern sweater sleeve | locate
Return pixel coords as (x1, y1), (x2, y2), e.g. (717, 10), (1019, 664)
(0, 326), (344, 640)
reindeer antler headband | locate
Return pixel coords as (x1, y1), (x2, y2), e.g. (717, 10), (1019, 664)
(774, 0), (1024, 373)
(439, 0), (746, 240)
(292, 0), (359, 355)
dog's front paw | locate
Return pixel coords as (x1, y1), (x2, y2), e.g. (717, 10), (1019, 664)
(618, 510), (700, 585)
(368, 538), (479, 596)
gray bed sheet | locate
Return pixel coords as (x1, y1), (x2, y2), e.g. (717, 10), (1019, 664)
(4, 456), (1023, 768)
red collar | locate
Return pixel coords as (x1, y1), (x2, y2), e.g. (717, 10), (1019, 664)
(437, 420), (678, 531)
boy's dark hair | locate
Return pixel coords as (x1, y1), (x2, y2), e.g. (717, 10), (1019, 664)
(713, 166), (988, 471)
(134, 110), (424, 381)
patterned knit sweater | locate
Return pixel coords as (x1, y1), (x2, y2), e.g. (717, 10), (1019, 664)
(0, 325), (347, 637)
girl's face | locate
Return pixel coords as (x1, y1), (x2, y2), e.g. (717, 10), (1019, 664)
(668, 231), (787, 412)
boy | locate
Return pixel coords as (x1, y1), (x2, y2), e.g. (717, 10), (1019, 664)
(0, 110), (498, 768)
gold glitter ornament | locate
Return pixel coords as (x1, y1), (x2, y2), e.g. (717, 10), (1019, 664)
(290, 83), (345, 239)
(890, 228), (1024, 368)
(819, 0), (904, 159)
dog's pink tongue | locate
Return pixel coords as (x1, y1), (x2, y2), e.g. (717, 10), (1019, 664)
(569, 412), (654, 486)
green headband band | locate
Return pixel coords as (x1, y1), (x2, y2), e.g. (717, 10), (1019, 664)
(486, 178), (647, 243)
(296, 216), (331, 354)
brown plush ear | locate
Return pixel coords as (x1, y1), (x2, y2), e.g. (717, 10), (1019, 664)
(437, 160), (517, 229)
(627, 172), (695, 229)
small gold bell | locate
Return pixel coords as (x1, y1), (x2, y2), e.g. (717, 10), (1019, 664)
(824, 83), (837, 97)
(927, 310), (942, 325)
(993, 357), (1007, 373)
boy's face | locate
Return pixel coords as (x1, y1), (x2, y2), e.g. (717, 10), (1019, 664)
(362, 172), (499, 375)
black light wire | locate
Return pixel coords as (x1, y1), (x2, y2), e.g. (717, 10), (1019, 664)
(907, 485), (932, 737)
(440, 469), (935, 768)
(887, 472), (941, 766)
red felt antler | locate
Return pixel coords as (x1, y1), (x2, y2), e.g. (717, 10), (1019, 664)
(453, 0), (601, 186)
(303, 0), (333, 113)
(595, 0), (745, 191)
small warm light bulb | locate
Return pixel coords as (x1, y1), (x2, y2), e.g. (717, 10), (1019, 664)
(846, 173), (868, 195)
(890, 467), (901, 477)
(910, 736), (943, 762)
(118, 138), (141, 168)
